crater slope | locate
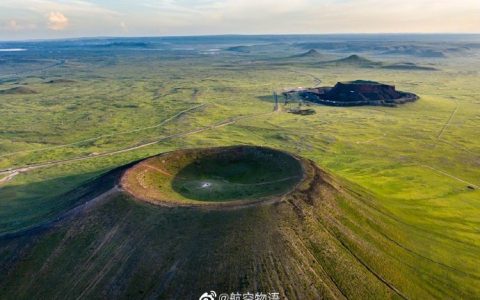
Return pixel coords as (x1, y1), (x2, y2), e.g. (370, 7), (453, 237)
(0, 146), (475, 299)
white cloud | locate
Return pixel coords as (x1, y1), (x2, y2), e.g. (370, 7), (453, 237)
(0, 0), (124, 38)
(47, 11), (68, 30)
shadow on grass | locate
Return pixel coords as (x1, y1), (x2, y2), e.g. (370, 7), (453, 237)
(0, 164), (131, 237)
(257, 94), (276, 103)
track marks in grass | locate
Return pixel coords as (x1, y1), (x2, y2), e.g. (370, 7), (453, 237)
(333, 193), (480, 282)
(0, 59), (66, 80)
(283, 226), (347, 299)
(375, 225), (480, 281)
(329, 186), (480, 297)
(0, 171), (19, 184)
(436, 98), (459, 141)
(144, 164), (173, 177)
(420, 164), (479, 189)
(289, 69), (322, 87)
(0, 103), (207, 159)
(356, 134), (387, 145)
(320, 215), (409, 300)
(146, 259), (183, 298)
(0, 111), (273, 185)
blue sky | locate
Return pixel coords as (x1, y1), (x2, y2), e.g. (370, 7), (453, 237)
(0, 0), (479, 40)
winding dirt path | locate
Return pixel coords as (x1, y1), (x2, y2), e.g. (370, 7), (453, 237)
(0, 171), (19, 184)
(0, 59), (66, 80)
(0, 111), (273, 185)
(144, 164), (173, 177)
(0, 103), (207, 159)
(436, 98), (459, 141)
(290, 69), (322, 87)
(356, 133), (387, 145)
(420, 164), (479, 189)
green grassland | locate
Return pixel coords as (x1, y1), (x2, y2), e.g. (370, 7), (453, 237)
(0, 38), (479, 298)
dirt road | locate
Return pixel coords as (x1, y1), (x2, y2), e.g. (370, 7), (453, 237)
(0, 112), (272, 185)
(0, 103), (207, 159)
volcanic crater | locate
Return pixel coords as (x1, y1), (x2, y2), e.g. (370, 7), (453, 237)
(1, 145), (406, 299)
(120, 146), (307, 208)
(290, 80), (419, 107)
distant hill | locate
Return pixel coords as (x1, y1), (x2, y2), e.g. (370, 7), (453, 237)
(334, 54), (376, 64)
(381, 63), (439, 71)
(382, 48), (446, 58)
(290, 49), (323, 58)
(319, 54), (381, 68)
(45, 79), (77, 84)
(294, 42), (452, 58)
(263, 49), (327, 65)
(94, 42), (150, 48)
(0, 86), (38, 95)
(225, 45), (251, 53)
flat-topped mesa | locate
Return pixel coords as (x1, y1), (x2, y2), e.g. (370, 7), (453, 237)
(294, 80), (418, 107)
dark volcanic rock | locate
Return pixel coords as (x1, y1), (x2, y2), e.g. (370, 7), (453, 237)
(296, 80), (418, 107)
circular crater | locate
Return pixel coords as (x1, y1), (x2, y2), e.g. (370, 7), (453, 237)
(120, 146), (305, 207)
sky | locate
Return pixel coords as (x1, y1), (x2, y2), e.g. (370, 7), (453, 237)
(0, 0), (479, 40)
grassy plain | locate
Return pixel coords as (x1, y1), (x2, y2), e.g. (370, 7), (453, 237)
(0, 36), (479, 298)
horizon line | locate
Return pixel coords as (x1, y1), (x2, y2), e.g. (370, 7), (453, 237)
(1, 32), (480, 43)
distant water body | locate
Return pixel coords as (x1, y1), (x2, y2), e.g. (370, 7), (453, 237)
(0, 48), (27, 52)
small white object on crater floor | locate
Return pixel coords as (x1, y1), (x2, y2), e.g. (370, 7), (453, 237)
(201, 182), (212, 188)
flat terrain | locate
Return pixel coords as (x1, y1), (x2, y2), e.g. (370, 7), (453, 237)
(0, 35), (479, 299)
